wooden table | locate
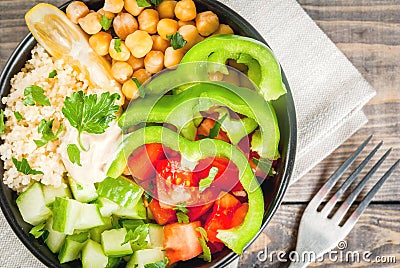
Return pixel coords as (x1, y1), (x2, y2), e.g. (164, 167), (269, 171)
(0, 0), (399, 267)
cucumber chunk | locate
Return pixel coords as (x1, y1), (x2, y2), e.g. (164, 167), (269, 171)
(68, 176), (98, 203)
(126, 249), (165, 268)
(75, 203), (105, 230)
(16, 182), (52, 225)
(97, 176), (144, 208)
(113, 198), (146, 219)
(101, 228), (133, 257)
(81, 239), (109, 268)
(58, 232), (89, 264)
(45, 217), (66, 253)
(97, 197), (119, 217)
(42, 184), (71, 205)
(148, 224), (164, 249)
(89, 217), (113, 243)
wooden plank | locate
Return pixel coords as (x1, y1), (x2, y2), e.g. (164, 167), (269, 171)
(240, 204), (400, 267)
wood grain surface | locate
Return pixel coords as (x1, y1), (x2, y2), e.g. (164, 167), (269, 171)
(0, 0), (399, 267)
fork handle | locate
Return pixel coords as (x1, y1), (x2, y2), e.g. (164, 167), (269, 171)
(287, 261), (309, 268)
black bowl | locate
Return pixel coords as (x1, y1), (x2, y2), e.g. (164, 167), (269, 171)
(0, 0), (297, 267)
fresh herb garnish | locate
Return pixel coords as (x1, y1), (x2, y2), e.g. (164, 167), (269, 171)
(62, 90), (120, 150)
(114, 38), (122, 53)
(166, 32), (187, 50)
(173, 202), (189, 213)
(14, 111), (24, 122)
(29, 222), (47, 239)
(48, 70), (57, 78)
(100, 14), (113, 31)
(12, 157), (44, 175)
(122, 224), (149, 249)
(176, 211), (189, 224)
(76, 183), (83, 190)
(198, 113), (228, 139)
(0, 109), (5, 134)
(23, 85), (51, 106)
(67, 144), (82, 166)
(34, 119), (63, 147)
(144, 258), (169, 268)
(196, 227), (212, 262)
(251, 157), (272, 175)
(131, 78), (145, 98)
(136, 0), (152, 7)
(198, 167), (219, 192)
(144, 191), (154, 204)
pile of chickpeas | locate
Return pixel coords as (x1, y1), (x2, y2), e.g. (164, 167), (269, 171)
(65, 0), (234, 100)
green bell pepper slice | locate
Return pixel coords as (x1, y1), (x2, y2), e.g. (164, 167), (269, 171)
(180, 34), (287, 101)
(120, 81), (280, 160)
(107, 126), (264, 254)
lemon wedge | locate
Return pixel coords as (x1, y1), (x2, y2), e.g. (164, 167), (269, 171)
(25, 3), (122, 98)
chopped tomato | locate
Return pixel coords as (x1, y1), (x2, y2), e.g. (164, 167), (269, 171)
(164, 221), (203, 264)
(128, 143), (165, 181)
(197, 118), (230, 143)
(231, 203), (249, 227)
(187, 202), (214, 222)
(156, 158), (195, 187)
(207, 241), (225, 254)
(148, 199), (177, 225)
(204, 192), (242, 243)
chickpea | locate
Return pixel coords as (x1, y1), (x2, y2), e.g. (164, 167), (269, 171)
(157, 0), (177, 19)
(138, 9), (160, 34)
(127, 55), (145, 72)
(124, 0), (145, 16)
(66, 1), (89, 24)
(111, 61), (134, 83)
(113, 13), (138, 40)
(178, 20), (195, 27)
(103, 0), (124, 13)
(196, 11), (219, 36)
(152, 35), (170, 52)
(213, 24), (234, 35)
(97, 8), (115, 20)
(144, 51), (164, 74)
(174, 0), (196, 22)
(122, 79), (140, 100)
(109, 39), (131, 61)
(89, 32), (112, 56)
(178, 25), (203, 50)
(157, 19), (179, 40)
(133, 68), (151, 84)
(125, 30), (153, 58)
(164, 47), (184, 68)
(78, 12), (102, 35)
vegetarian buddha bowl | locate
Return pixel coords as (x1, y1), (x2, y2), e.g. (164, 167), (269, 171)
(0, 0), (296, 267)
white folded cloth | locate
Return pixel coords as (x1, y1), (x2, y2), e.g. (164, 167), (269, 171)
(218, 0), (376, 184)
(0, 0), (376, 267)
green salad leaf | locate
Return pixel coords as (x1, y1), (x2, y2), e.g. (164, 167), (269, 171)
(12, 157), (44, 175)
(48, 70), (57, 78)
(196, 227), (212, 262)
(144, 258), (169, 268)
(114, 38), (122, 53)
(100, 14), (113, 31)
(67, 144), (81, 166)
(0, 109), (5, 135)
(23, 85), (51, 106)
(176, 212), (189, 224)
(136, 0), (152, 7)
(29, 222), (48, 239)
(166, 32), (187, 50)
(14, 111), (24, 122)
(199, 167), (219, 192)
(34, 119), (63, 147)
(122, 224), (149, 249)
(62, 90), (120, 150)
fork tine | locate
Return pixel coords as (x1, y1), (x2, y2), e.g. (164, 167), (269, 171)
(331, 148), (392, 225)
(308, 135), (372, 209)
(343, 159), (400, 230)
(320, 141), (383, 216)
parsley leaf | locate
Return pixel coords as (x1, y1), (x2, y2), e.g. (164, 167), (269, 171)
(100, 14), (113, 31)
(14, 111), (24, 122)
(34, 119), (63, 147)
(196, 227), (212, 262)
(122, 224), (149, 249)
(29, 222), (47, 239)
(252, 157), (272, 175)
(131, 78), (145, 98)
(144, 258), (169, 268)
(114, 38), (122, 53)
(136, 0), (151, 7)
(166, 32), (187, 50)
(62, 90), (120, 150)
(67, 144), (82, 166)
(48, 70), (57, 78)
(149, 0), (163, 6)
(144, 192), (153, 204)
(173, 202), (189, 213)
(198, 113), (228, 140)
(0, 109), (5, 135)
(23, 85), (51, 106)
(176, 211), (189, 224)
(76, 183), (83, 190)
(12, 157), (44, 175)
(199, 167), (219, 192)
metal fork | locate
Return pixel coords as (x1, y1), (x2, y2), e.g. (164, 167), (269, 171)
(288, 136), (400, 268)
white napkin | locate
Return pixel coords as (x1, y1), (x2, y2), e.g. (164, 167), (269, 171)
(0, 0), (377, 267)
(218, 0), (376, 184)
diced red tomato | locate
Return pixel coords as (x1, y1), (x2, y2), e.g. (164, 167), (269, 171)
(197, 118), (230, 143)
(231, 203), (249, 227)
(187, 202), (214, 222)
(156, 158), (195, 187)
(204, 192), (242, 243)
(207, 241), (225, 254)
(148, 199), (177, 225)
(164, 221), (203, 264)
(128, 143), (165, 181)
